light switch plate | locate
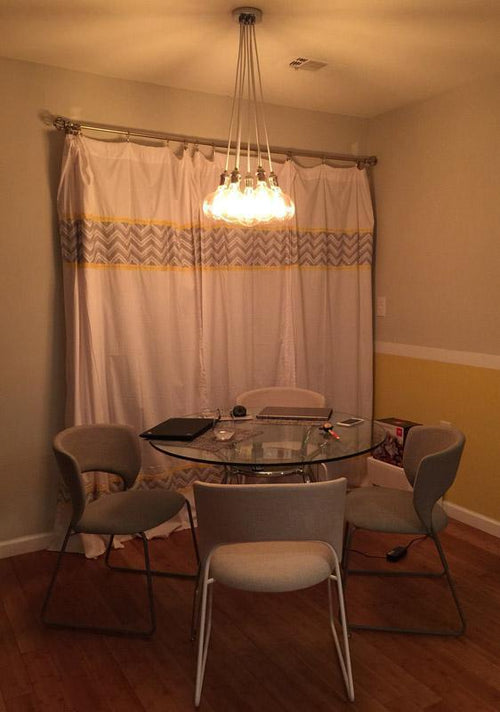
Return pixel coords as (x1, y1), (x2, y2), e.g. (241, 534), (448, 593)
(376, 296), (386, 317)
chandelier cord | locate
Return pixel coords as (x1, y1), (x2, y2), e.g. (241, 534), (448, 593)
(224, 21), (245, 173)
(248, 23), (262, 170)
(245, 26), (255, 174)
(251, 22), (273, 174)
(236, 20), (249, 172)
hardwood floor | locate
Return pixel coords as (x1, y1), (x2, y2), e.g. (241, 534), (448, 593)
(1, 519), (499, 711)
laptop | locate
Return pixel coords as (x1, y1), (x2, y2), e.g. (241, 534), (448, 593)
(256, 406), (332, 421)
(140, 417), (214, 441)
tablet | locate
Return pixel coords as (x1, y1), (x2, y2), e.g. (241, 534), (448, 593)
(336, 418), (364, 427)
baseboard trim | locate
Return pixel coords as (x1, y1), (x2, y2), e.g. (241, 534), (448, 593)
(444, 501), (500, 538)
(0, 532), (54, 560)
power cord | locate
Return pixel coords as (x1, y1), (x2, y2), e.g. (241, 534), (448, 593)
(348, 549), (386, 560)
(349, 536), (427, 563)
(386, 535), (427, 561)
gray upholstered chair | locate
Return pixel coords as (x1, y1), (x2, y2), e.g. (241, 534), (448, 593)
(42, 423), (199, 636)
(343, 424), (466, 635)
(193, 479), (354, 706)
(229, 386), (328, 483)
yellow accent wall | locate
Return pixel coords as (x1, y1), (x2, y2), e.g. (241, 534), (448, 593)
(374, 352), (500, 520)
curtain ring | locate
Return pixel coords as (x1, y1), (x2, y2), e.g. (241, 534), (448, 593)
(183, 140), (188, 151)
(125, 131), (130, 143)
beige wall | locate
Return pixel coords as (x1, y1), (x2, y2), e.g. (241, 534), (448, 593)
(0, 56), (367, 546)
(368, 75), (500, 521)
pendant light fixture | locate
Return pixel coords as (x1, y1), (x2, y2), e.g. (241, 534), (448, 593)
(203, 7), (295, 226)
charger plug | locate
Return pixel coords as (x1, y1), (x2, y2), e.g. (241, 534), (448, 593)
(386, 545), (407, 562)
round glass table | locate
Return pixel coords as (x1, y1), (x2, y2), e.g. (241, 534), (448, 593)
(150, 411), (386, 480)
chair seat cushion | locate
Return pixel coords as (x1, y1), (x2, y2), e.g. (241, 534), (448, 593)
(209, 540), (335, 592)
(76, 489), (186, 535)
(345, 486), (448, 534)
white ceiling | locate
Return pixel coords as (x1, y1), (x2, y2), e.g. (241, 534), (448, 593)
(1, 0), (499, 118)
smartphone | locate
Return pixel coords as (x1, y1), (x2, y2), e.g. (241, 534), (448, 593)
(336, 417), (364, 427)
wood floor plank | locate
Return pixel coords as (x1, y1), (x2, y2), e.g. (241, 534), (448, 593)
(0, 604), (31, 702)
(20, 650), (72, 712)
(3, 694), (37, 712)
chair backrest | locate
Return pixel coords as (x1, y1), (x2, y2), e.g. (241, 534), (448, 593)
(403, 425), (466, 530)
(236, 386), (325, 408)
(193, 479), (347, 561)
(53, 424), (141, 526)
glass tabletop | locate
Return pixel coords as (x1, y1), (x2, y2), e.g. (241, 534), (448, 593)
(149, 411), (386, 468)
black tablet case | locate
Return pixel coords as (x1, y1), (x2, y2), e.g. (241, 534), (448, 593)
(140, 417), (214, 441)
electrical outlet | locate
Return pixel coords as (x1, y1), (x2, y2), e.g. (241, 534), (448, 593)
(376, 296), (386, 317)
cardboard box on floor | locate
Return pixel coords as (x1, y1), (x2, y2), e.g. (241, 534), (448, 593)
(372, 417), (421, 467)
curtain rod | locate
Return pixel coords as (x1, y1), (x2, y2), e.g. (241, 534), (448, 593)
(52, 116), (377, 169)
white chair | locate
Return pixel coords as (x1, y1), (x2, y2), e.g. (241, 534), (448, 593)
(229, 386), (328, 483)
(193, 479), (354, 706)
(237, 386), (326, 409)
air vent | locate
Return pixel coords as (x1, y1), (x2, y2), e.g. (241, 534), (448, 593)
(289, 57), (327, 71)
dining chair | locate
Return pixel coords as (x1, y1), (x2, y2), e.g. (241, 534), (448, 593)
(236, 385), (326, 408)
(228, 386), (327, 483)
(343, 424), (466, 635)
(42, 423), (199, 636)
(193, 479), (354, 706)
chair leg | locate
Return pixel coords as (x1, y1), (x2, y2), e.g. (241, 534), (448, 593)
(194, 568), (214, 707)
(105, 500), (200, 579)
(190, 564), (202, 641)
(193, 559), (355, 706)
(186, 500), (200, 566)
(327, 560), (355, 702)
(139, 531), (156, 636)
(301, 465), (311, 483)
(41, 528), (156, 637)
(344, 527), (466, 636)
(342, 523), (354, 584)
(433, 533), (466, 635)
(40, 524), (73, 626)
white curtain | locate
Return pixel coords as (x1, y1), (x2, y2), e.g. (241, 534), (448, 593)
(56, 134), (374, 552)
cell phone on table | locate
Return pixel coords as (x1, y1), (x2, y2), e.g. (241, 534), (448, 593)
(336, 417), (364, 427)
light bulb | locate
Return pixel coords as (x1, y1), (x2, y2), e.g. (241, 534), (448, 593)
(203, 171), (230, 219)
(268, 172), (295, 222)
(252, 168), (274, 223)
(240, 174), (257, 226)
(270, 186), (295, 221)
